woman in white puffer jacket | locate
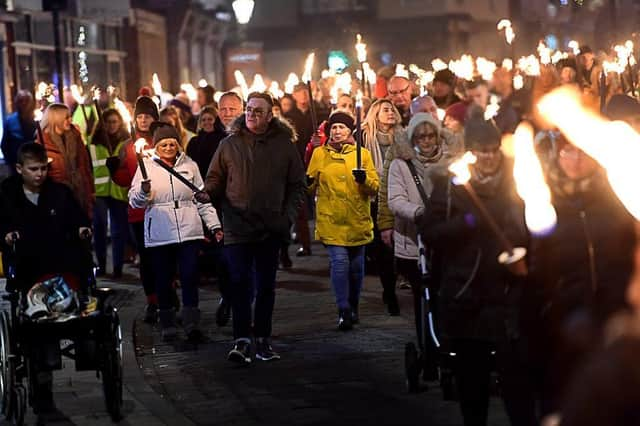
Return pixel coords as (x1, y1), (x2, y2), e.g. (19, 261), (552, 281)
(130, 123), (221, 342)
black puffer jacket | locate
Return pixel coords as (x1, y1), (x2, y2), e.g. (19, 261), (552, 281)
(421, 158), (527, 343)
(0, 176), (91, 289)
(186, 117), (227, 179)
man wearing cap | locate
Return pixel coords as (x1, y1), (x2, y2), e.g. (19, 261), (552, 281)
(206, 92), (305, 364)
(432, 69), (461, 109)
(420, 113), (533, 426)
(111, 95), (161, 323)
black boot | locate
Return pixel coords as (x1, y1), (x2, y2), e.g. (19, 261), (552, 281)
(386, 293), (400, 316)
(159, 309), (177, 341)
(337, 308), (353, 331)
(351, 304), (359, 324)
(183, 306), (203, 343)
(215, 298), (231, 327)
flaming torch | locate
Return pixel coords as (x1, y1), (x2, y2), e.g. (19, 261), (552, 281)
(448, 151), (527, 272)
(302, 52), (318, 133)
(70, 84), (89, 125)
(537, 86), (640, 220)
(92, 86), (102, 122)
(355, 34), (370, 98)
(355, 90), (363, 169)
(512, 122), (557, 236)
(114, 97), (134, 140)
(134, 138), (149, 180)
(233, 70), (250, 100)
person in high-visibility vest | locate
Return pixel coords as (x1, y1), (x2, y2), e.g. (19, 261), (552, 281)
(72, 100), (100, 145)
(90, 108), (130, 278)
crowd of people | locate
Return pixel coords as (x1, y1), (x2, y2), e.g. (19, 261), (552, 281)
(2, 42), (640, 425)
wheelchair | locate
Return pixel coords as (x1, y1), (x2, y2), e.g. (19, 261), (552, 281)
(0, 237), (123, 425)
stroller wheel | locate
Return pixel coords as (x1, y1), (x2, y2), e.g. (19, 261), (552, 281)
(440, 368), (457, 401)
(404, 342), (420, 393)
(0, 311), (15, 418)
(11, 384), (25, 426)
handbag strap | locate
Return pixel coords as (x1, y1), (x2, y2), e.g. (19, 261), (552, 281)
(405, 160), (429, 207)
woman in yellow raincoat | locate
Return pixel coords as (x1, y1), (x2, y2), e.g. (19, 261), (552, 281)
(307, 111), (379, 331)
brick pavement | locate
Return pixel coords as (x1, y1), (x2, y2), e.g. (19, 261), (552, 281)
(133, 242), (511, 426)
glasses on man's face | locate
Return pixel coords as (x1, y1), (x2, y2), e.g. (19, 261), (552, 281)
(414, 132), (437, 141)
(388, 85), (409, 97)
(246, 107), (266, 117)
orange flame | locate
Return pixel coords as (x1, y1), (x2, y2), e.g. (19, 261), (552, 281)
(302, 53), (315, 83)
(537, 86), (640, 220)
(512, 122), (557, 235)
(355, 34), (367, 63)
(113, 97), (132, 127)
(449, 151), (477, 185)
(497, 19), (515, 45)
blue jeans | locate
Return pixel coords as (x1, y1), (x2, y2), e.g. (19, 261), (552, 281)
(225, 238), (279, 340)
(326, 245), (365, 310)
(149, 241), (200, 310)
(93, 197), (128, 272)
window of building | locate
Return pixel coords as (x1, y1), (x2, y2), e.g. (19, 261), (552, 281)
(105, 25), (121, 51)
(13, 15), (31, 42)
(16, 55), (34, 92)
(31, 15), (53, 45)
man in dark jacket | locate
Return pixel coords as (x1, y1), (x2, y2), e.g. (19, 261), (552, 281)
(206, 92), (305, 364)
(1, 90), (37, 174)
(421, 115), (534, 426)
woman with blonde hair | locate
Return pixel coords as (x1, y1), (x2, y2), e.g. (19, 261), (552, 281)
(160, 106), (194, 150)
(39, 103), (94, 218)
(361, 98), (404, 316)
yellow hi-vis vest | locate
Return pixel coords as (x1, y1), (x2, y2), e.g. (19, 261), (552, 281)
(89, 142), (129, 202)
(72, 104), (99, 145)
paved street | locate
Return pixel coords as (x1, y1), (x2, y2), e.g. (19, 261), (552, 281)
(1, 241), (510, 425)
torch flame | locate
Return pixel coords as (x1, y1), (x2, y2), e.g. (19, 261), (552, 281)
(395, 64), (409, 79)
(449, 151), (477, 185)
(70, 84), (86, 105)
(476, 57), (497, 81)
(284, 72), (300, 94)
(198, 79), (208, 88)
(249, 74), (267, 93)
(484, 95), (501, 121)
(355, 34), (367, 64)
(92, 86), (101, 101)
(517, 55), (541, 76)
(436, 108), (446, 121)
(302, 52), (315, 83)
(152, 73), (163, 96)
(449, 54), (474, 81)
(134, 138), (148, 155)
(113, 97), (132, 128)
(234, 70), (249, 99)
(513, 74), (524, 90)
(502, 58), (514, 72)
(330, 83), (339, 105)
(497, 19), (515, 45)
(568, 40), (580, 56)
(431, 58), (448, 72)
(538, 41), (552, 65)
(512, 122), (557, 236)
(355, 90), (363, 108)
(269, 81), (284, 99)
(537, 86), (640, 220)
(180, 83), (198, 103)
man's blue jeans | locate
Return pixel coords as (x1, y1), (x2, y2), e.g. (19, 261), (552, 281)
(225, 238), (280, 340)
(326, 245), (365, 311)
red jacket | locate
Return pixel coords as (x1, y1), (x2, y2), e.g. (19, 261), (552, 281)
(112, 131), (152, 223)
(38, 126), (95, 219)
(303, 121), (328, 166)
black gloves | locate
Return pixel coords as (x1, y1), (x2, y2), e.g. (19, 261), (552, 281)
(105, 156), (120, 175)
(352, 169), (366, 184)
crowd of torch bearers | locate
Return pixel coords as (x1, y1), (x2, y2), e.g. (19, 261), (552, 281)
(27, 21), (640, 236)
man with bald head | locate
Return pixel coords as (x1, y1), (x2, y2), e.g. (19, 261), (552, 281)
(410, 94), (438, 121)
(387, 75), (412, 126)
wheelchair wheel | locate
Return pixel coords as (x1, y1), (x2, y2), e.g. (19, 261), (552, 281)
(404, 342), (420, 393)
(101, 309), (123, 422)
(0, 311), (15, 417)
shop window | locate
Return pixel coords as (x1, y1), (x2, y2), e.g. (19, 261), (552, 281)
(108, 60), (121, 87)
(72, 21), (103, 50)
(105, 26), (121, 51)
(31, 15), (54, 45)
(16, 55), (34, 93)
(34, 50), (57, 85)
(13, 15), (31, 42)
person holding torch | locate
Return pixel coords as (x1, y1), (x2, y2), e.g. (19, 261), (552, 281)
(129, 122), (221, 343)
(307, 110), (379, 331)
(419, 112), (533, 426)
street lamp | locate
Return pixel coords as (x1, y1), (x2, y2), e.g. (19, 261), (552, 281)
(232, 0), (255, 25)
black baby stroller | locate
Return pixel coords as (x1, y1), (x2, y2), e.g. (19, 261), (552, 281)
(403, 236), (457, 399)
(0, 233), (123, 424)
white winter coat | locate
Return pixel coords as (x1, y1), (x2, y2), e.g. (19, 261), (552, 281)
(129, 152), (221, 248)
(387, 141), (449, 260)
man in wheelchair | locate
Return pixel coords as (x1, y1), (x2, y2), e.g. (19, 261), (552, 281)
(0, 142), (92, 413)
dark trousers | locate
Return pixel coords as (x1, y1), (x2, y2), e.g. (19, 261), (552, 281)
(369, 201), (396, 298)
(225, 237), (280, 340)
(93, 197), (128, 273)
(453, 339), (537, 426)
(396, 257), (426, 348)
(131, 221), (156, 298)
(149, 241), (200, 310)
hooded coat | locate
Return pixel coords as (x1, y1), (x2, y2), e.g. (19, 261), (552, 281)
(387, 132), (450, 260)
(129, 152), (220, 248)
(307, 143), (379, 246)
(205, 115), (306, 245)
